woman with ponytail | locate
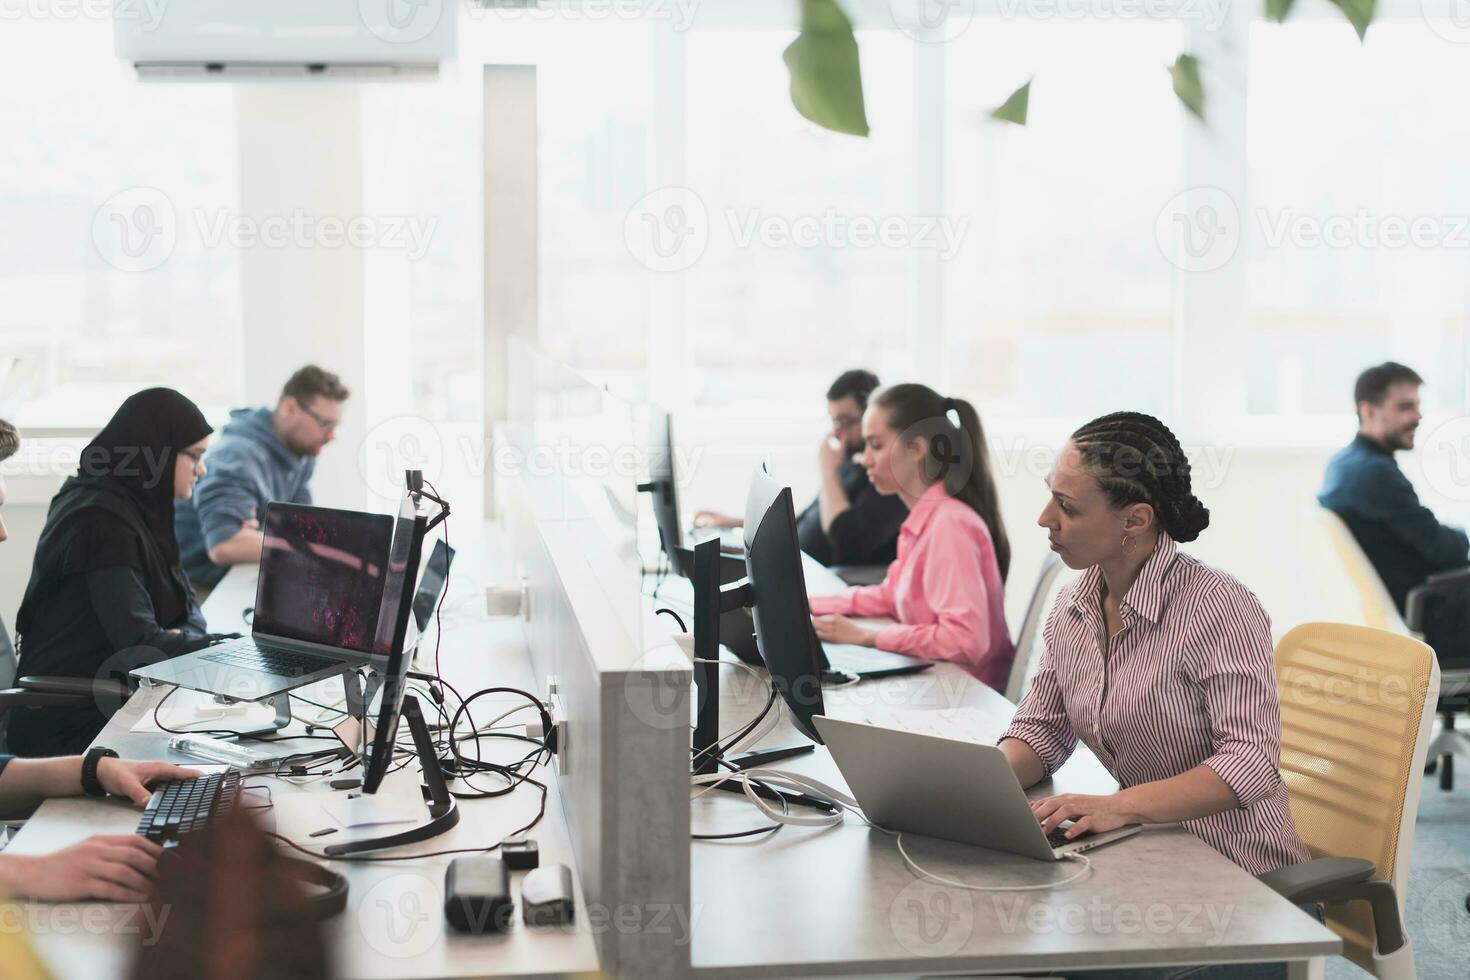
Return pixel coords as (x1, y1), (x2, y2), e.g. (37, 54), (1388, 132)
(808, 384), (1015, 690)
(1000, 412), (1312, 884)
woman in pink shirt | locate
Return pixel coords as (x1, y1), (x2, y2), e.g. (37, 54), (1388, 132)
(808, 384), (1015, 690)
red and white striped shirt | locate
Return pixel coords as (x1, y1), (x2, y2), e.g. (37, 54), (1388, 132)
(1000, 535), (1311, 875)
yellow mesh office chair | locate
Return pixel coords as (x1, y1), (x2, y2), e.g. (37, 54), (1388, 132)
(1260, 622), (1441, 980)
(1004, 551), (1065, 703)
(1318, 508), (1470, 791)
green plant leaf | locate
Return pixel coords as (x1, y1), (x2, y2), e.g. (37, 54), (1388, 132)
(1265, 0), (1296, 21)
(1328, 0), (1375, 41)
(989, 80), (1031, 126)
(1169, 54), (1205, 122)
(782, 0), (869, 137)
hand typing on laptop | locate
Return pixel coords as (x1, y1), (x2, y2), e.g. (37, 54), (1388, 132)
(812, 614), (877, 648)
(1031, 792), (1136, 840)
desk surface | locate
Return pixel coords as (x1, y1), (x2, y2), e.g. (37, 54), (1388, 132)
(7, 545), (601, 980)
(645, 559), (1342, 977)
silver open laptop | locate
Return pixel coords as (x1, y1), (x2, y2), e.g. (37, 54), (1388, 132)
(133, 502), (395, 703)
(813, 714), (1140, 861)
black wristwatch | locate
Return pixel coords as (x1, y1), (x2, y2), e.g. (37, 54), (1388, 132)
(81, 747), (118, 798)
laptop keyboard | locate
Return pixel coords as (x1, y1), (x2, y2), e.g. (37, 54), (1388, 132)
(1048, 825), (1096, 848)
(201, 641), (340, 677)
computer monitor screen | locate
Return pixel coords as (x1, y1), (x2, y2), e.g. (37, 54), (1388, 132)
(742, 466), (826, 742)
(253, 503), (394, 655)
(648, 411), (688, 577)
(412, 538), (455, 633)
(363, 488), (429, 794)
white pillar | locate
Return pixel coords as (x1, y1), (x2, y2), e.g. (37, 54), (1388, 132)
(236, 86), (369, 510)
(483, 65), (540, 517)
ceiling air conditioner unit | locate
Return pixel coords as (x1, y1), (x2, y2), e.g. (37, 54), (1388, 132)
(114, 0), (457, 80)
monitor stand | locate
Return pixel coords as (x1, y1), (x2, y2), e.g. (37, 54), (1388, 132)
(323, 694), (460, 856)
(209, 691), (294, 740)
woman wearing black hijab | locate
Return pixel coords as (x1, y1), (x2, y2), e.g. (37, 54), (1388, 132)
(9, 388), (226, 756)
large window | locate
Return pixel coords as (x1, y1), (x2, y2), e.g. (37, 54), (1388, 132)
(1246, 19), (1470, 416)
(0, 20), (241, 428)
(680, 28), (919, 416)
(945, 21), (1185, 421)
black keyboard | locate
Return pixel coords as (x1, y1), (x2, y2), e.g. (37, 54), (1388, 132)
(136, 769), (243, 845)
(201, 640), (339, 677)
(1047, 824), (1096, 848)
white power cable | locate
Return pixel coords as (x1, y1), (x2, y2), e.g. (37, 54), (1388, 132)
(685, 661), (1093, 892)
(895, 835), (1092, 891)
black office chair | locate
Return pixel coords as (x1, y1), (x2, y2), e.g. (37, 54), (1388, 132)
(0, 613), (130, 754)
(1403, 570), (1470, 791)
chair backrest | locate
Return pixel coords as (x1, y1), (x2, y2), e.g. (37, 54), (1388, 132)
(1318, 508), (1409, 634)
(1275, 622), (1439, 972)
(1006, 551), (1065, 703)
(0, 613), (16, 691)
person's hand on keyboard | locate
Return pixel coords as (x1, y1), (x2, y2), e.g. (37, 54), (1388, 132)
(1030, 791), (1134, 840)
(812, 613), (878, 648)
(0, 835), (163, 903)
(98, 758), (204, 807)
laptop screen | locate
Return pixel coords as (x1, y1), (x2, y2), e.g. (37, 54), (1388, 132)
(371, 491), (427, 657)
(411, 538), (454, 632)
(253, 503), (395, 655)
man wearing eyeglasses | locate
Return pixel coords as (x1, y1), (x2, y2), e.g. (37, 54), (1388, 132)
(174, 365), (350, 595)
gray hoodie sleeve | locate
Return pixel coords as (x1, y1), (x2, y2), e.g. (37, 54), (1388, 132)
(193, 468), (261, 552)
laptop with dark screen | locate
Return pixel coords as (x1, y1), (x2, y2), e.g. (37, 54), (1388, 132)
(133, 502), (394, 703)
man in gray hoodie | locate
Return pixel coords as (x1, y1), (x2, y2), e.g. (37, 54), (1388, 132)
(175, 365), (349, 594)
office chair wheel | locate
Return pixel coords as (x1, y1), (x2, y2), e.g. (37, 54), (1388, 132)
(1426, 758), (1438, 775)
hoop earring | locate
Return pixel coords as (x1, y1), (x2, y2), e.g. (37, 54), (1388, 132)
(1121, 534), (1136, 556)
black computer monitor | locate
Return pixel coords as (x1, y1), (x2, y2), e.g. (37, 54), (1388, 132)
(412, 538), (455, 633)
(646, 411), (690, 577)
(362, 486), (429, 794)
(742, 466), (827, 743)
(254, 503), (394, 655)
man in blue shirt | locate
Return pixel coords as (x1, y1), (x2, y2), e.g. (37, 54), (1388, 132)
(1318, 362), (1470, 665)
(175, 365), (349, 595)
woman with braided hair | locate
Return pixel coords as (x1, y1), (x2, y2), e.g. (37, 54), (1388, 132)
(1000, 412), (1312, 890)
(808, 384), (1015, 689)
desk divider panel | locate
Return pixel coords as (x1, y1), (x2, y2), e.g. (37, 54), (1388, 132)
(499, 342), (693, 979)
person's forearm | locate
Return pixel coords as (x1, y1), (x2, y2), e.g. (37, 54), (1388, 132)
(818, 468), (852, 533)
(999, 737), (1046, 789)
(207, 527), (264, 566)
(0, 854), (38, 896)
(0, 756), (84, 812)
(1113, 765), (1239, 824)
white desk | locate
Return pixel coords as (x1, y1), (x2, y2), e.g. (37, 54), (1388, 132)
(640, 559), (1341, 978)
(5, 543), (601, 979)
